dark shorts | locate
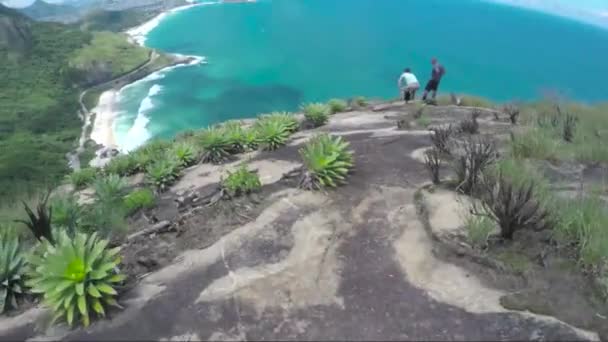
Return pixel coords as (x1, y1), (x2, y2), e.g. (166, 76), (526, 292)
(425, 79), (441, 92)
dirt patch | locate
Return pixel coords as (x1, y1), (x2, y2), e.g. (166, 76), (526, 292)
(119, 181), (294, 291)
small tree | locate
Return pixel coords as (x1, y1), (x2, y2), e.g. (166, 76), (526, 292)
(475, 173), (550, 240)
(424, 148), (442, 184)
(453, 138), (497, 195)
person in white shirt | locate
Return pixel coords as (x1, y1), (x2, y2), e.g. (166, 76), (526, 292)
(398, 68), (420, 104)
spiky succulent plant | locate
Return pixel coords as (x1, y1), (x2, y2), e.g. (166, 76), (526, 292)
(255, 119), (291, 151)
(299, 134), (354, 190)
(198, 127), (232, 164)
(0, 237), (27, 313)
(27, 232), (125, 327)
(302, 103), (330, 127)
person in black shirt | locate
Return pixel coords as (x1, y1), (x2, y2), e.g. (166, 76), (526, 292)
(422, 58), (446, 102)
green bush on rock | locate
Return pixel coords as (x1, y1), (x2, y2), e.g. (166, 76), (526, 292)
(259, 112), (299, 133)
(198, 127), (232, 164)
(0, 237), (27, 313)
(299, 134), (354, 190)
(27, 232), (125, 327)
(302, 103), (330, 127)
(103, 155), (138, 177)
(146, 158), (181, 192)
(327, 99), (348, 114)
(222, 165), (262, 197)
(123, 188), (155, 215)
(68, 168), (97, 190)
(256, 119), (291, 151)
(169, 142), (198, 168)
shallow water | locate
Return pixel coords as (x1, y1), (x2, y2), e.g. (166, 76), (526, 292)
(113, 0), (608, 151)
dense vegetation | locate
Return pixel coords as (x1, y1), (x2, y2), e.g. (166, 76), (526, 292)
(0, 6), (150, 205)
(70, 31), (150, 83)
(79, 9), (151, 32)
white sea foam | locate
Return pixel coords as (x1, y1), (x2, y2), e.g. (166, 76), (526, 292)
(126, 1), (220, 46)
(121, 84), (164, 152)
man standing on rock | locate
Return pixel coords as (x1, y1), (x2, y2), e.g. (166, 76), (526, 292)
(422, 58), (446, 102)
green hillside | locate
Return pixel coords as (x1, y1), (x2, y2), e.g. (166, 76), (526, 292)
(79, 8), (151, 32)
(0, 4), (150, 204)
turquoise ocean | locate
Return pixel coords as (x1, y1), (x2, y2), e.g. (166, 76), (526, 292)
(113, 0), (608, 151)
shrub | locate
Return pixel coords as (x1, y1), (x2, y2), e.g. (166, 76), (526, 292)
(430, 125), (453, 155)
(169, 142), (198, 168)
(0, 237), (27, 313)
(222, 121), (247, 154)
(221, 165), (262, 197)
(352, 96), (367, 107)
(259, 112), (299, 133)
(242, 128), (261, 151)
(146, 158), (181, 192)
(459, 113), (479, 135)
(123, 188), (155, 215)
(93, 174), (127, 206)
(27, 232), (125, 327)
(16, 193), (54, 244)
(51, 195), (82, 236)
(453, 138), (497, 195)
(81, 202), (127, 239)
(256, 119), (290, 151)
(503, 104), (520, 124)
(562, 113), (577, 143)
(198, 127), (232, 164)
(299, 134), (354, 190)
(104, 155), (138, 177)
(424, 148), (442, 184)
(465, 215), (494, 250)
(68, 168), (97, 190)
(327, 99), (348, 114)
(476, 173), (550, 240)
(302, 103), (330, 127)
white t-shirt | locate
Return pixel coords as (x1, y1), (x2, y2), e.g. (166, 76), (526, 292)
(399, 72), (419, 88)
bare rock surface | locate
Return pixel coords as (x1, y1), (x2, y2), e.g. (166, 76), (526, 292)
(0, 103), (599, 341)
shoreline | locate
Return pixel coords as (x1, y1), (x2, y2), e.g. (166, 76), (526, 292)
(88, 2), (211, 158)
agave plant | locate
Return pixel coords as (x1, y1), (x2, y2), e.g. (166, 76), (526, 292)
(0, 237), (27, 313)
(299, 134), (354, 190)
(242, 128), (261, 151)
(67, 168), (97, 190)
(93, 174), (127, 207)
(327, 99), (348, 114)
(302, 103), (330, 127)
(256, 120), (290, 151)
(222, 165), (262, 197)
(146, 157), (180, 191)
(198, 127), (232, 164)
(103, 155), (138, 177)
(51, 195), (82, 237)
(222, 121), (247, 154)
(258, 112), (299, 133)
(27, 232), (125, 327)
(170, 142), (198, 168)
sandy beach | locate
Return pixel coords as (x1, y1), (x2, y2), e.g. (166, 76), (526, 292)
(90, 90), (119, 149)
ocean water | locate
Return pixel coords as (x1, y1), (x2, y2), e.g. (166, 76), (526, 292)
(113, 0), (608, 151)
